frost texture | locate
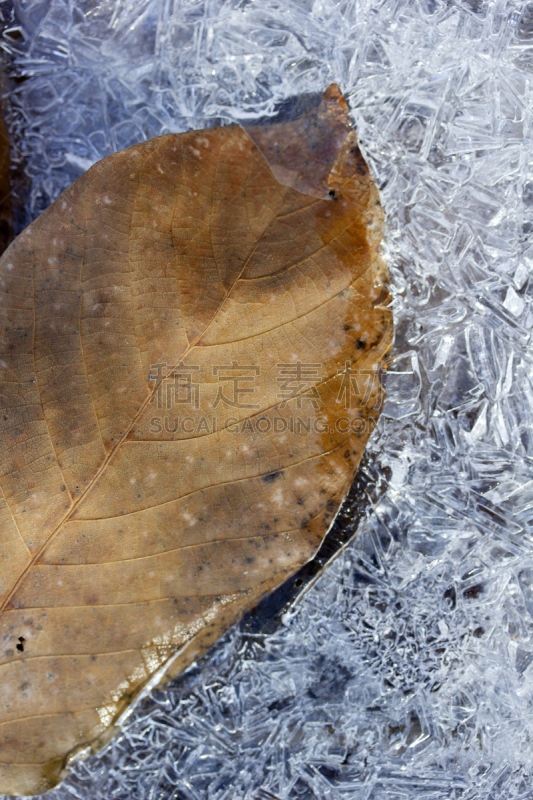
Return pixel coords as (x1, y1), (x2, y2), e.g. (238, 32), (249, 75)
(2, 0), (533, 798)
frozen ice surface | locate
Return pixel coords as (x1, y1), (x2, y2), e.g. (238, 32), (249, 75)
(2, 0), (533, 797)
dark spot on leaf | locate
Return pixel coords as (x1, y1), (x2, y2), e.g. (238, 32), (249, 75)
(262, 470), (283, 483)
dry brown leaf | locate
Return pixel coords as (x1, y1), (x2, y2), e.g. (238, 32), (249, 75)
(0, 84), (392, 796)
